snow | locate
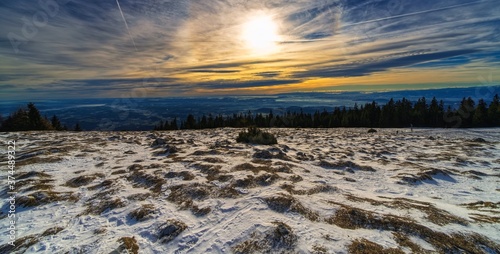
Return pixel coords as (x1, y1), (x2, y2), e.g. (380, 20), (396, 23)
(1, 128), (499, 253)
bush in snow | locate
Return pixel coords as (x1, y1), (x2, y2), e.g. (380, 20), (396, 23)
(236, 127), (277, 145)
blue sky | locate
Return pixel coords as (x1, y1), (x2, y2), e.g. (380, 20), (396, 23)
(0, 0), (499, 99)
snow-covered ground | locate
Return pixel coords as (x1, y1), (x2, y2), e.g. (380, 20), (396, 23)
(1, 128), (499, 253)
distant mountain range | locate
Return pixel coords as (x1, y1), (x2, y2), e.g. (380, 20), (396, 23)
(2, 86), (499, 130)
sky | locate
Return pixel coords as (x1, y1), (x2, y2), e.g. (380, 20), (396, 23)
(0, 0), (499, 100)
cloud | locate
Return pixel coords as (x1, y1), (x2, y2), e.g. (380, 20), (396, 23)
(197, 79), (302, 89)
(0, 0), (499, 99)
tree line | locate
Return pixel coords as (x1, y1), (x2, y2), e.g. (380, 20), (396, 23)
(0, 103), (81, 132)
(155, 95), (500, 130)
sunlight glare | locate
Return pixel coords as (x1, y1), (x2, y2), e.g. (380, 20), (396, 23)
(242, 14), (280, 55)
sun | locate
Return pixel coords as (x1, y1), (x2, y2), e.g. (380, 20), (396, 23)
(241, 14), (280, 55)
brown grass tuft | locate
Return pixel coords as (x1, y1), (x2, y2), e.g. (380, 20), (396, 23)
(347, 239), (404, 254)
(83, 198), (126, 215)
(117, 237), (139, 254)
(129, 204), (156, 222)
(232, 221), (297, 254)
(17, 191), (78, 208)
(326, 202), (499, 253)
(157, 219), (188, 243)
(264, 194), (319, 221)
(65, 174), (104, 188)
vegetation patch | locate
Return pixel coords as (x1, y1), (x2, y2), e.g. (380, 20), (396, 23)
(232, 163), (275, 174)
(165, 171), (196, 181)
(17, 191), (78, 208)
(347, 239), (403, 254)
(117, 237), (139, 254)
(253, 148), (291, 161)
(346, 195), (468, 226)
(111, 169), (127, 175)
(232, 221), (297, 254)
(0, 226), (65, 253)
(127, 171), (166, 194)
(88, 179), (114, 191)
(236, 127), (278, 145)
(83, 198), (126, 215)
(255, 173), (280, 186)
(281, 183), (336, 195)
(326, 202), (499, 253)
(65, 174), (104, 188)
(264, 194), (319, 221)
(17, 171), (51, 179)
(396, 168), (454, 185)
(129, 204), (156, 222)
(157, 219), (188, 243)
(319, 160), (376, 172)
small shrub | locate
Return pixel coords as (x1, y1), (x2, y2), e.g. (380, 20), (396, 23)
(157, 219), (188, 243)
(236, 127), (277, 145)
(129, 204), (156, 222)
(118, 237), (139, 254)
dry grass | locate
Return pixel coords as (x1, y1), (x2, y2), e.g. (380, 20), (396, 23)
(127, 164), (144, 171)
(16, 156), (63, 167)
(347, 239), (404, 254)
(253, 149), (292, 161)
(326, 202), (499, 253)
(232, 221), (297, 254)
(191, 205), (212, 217)
(203, 157), (225, 163)
(117, 237), (139, 254)
(127, 171), (166, 194)
(0, 226), (65, 253)
(346, 195), (468, 226)
(83, 198), (126, 215)
(157, 219), (188, 243)
(392, 232), (429, 253)
(281, 183), (336, 195)
(264, 194), (319, 221)
(41, 226), (64, 237)
(129, 204), (156, 222)
(319, 160), (376, 172)
(312, 244), (328, 254)
(167, 182), (237, 215)
(88, 179), (114, 191)
(17, 171), (51, 179)
(17, 191), (79, 208)
(469, 213), (500, 223)
(65, 173), (105, 188)
(233, 163), (276, 174)
(165, 171), (196, 181)
(127, 193), (153, 201)
(396, 168), (453, 185)
(111, 169), (127, 175)
(94, 228), (107, 235)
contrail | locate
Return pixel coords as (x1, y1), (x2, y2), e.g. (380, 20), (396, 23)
(115, 0), (137, 51)
(343, 0), (489, 28)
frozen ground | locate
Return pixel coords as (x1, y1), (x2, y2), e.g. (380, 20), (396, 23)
(0, 128), (499, 253)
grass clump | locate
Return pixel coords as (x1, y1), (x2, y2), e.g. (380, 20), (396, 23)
(65, 174), (104, 187)
(236, 127), (277, 145)
(117, 237), (139, 254)
(17, 191), (78, 208)
(264, 194), (319, 221)
(83, 198), (126, 215)
(326, 203), (499, 253)
(157, 219), (188, 243)
(129, 204), (156, 222)
(233, 221), (297, 254)
(348, 239), (403, 254)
